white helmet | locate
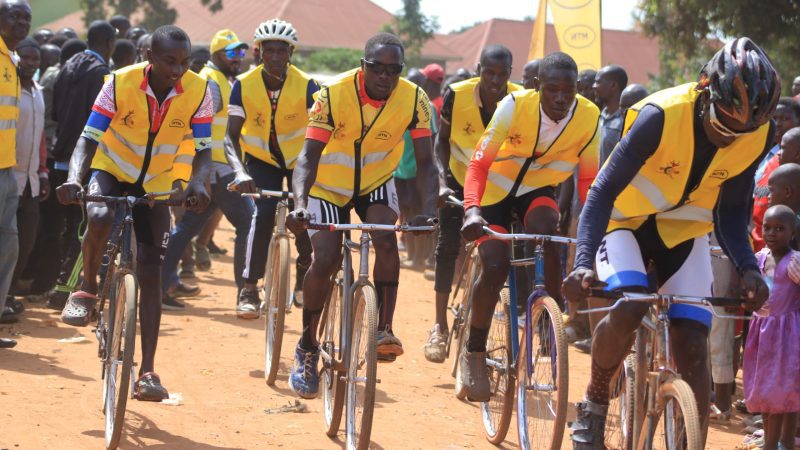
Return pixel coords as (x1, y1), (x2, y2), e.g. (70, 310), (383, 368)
(254, 19), (298, 47)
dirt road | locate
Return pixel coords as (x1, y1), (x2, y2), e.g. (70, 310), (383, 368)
(1, 223), (748, 449)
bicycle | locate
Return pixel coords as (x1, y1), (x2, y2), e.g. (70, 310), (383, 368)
(81, 190), (185, 450)
(581, 289), (746, 450)
(308, 219), (436, 450)
(240, 189), (296, 386)
(478, 227), (574, 449)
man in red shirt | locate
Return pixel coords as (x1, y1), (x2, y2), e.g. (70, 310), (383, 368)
(421, 63), (444, 121)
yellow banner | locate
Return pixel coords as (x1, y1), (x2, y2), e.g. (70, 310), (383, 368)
(528, 0), (548, 60)
(548, 0), (602, 71)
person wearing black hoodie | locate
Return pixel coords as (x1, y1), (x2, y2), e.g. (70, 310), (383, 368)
(35, 22), (114, 306)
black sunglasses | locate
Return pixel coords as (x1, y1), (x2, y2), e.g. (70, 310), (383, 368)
(362, 59), (404, 76)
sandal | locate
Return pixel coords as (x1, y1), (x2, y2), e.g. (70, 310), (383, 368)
(134, 372), (169, 402)
(60, 291), (98, 327)
(709, 404), (732, 422)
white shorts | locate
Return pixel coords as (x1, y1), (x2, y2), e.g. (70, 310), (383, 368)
(595, 228), (713, 328)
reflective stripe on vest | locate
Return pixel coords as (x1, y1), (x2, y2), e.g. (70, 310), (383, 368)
(607, 82), (771, 248)
(199, 65), (231, 164)
(238, 64), (313, 169)
(478, 90), (600, 206)
(309, 68), (423, 207)
(448, 78), (521, 186)
(90, 62), (208, 193)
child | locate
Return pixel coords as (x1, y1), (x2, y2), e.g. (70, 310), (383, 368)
(744, 204), (800, 450)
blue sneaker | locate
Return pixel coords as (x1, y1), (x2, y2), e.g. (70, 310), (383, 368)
(289, 343), (320, 399)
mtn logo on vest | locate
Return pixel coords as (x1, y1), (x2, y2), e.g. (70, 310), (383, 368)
(376, 131), (392, 140)
(710, 169), (729, 179)
(169, 119), (186, 128)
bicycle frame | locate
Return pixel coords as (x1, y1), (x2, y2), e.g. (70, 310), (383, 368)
(580, 291), (747, 449)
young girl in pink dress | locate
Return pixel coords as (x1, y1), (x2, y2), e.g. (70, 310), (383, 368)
(744, 204), (800, 450)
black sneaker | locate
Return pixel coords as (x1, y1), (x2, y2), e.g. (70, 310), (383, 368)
(569, 400), (608, 449)
(236, 288), (260, 319)
(207, 239), (227, 255)
(134, 372), (169, 402)
(173, 282), (200, 297)
(162, 293), (186, 311)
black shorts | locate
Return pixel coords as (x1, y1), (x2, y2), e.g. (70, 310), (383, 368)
(88, 170), (171, 264)
(480, 186), (558, 233)
(307, 179), (399, 235)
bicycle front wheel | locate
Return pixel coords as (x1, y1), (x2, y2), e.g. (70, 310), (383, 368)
(265, 236), (290, 386)
(480, 288), (515, 444)
(104, 273), (137, 450)
(346, 285), (378, 450)
(453, 254), (480, 397)
(321, 271), (345, 437)
(516, 295), (568, 450)
(643, 378), (702, 450)
(606, 354), (636, 450)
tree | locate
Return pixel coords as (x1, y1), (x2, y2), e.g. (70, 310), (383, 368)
(380, 0), (439, 65)
(636, 0), (800, 93)
(294, 48), (362, 74)
(81, 0), (223, 30)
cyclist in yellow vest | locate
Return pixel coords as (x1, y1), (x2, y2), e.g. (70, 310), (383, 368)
(423, 45), (521, 363)
(460, 52), (600, 402)
(0, 0), (30, 348)
(55, 26), (213, 401)
(563, 38), (780, 448)
(226, 19), (318, 319)
(160, 29), (256, 312)
(285, 33), (438, 398)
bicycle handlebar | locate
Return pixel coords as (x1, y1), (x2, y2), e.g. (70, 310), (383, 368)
(578, 288), (748, 320)
(481, 226), (577, 245)
(78, 189), (192, 207)
(304, 220), (438, 233)
(240, 189), (294, 200)
(445, 195), (463, 208)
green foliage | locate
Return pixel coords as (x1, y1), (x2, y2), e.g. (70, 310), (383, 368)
(294, 48), (362, 74)
(80, 0), (223, 30)
(636, 0), (800, 93)
(381, 0), (439, 64)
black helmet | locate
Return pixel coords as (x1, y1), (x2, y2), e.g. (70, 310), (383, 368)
(699, 37), (780, 132)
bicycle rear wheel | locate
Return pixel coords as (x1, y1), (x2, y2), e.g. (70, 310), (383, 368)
(321, 271), (345, 437)
(480, 288), (515, 444)
(265, 236), (290, 385)
(104, 273), (137, 450)
(643, 378), (702, 450)
(516, 295), (568, 450)
(346, 285), (378, 450)
(606, 354), (636, 450)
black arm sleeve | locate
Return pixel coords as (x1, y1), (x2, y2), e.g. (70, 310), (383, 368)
(440, 87), (455, 123)
(714, 122), (775, 274)
(573, 105), (664, 269)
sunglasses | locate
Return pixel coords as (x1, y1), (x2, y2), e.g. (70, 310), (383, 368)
(362, 59), (404, 76)
(225, 49), (247, 59)
(708, 102), (757, 138)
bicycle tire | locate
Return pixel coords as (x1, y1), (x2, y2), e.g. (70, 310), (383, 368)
(481, 288), (515, 444)
(321, 271), (345, 437)
(104, 273), (137, 450)
(265, 237), (290, 386)
(453, 254), (479, 388)
(606, 354), (636, 450)
(446, 246), (474, 361)
(346, 285), (378, 450)
(516, 295), (568, 450)
(632, 326), (651, 443)
(642, 378), (702, 450)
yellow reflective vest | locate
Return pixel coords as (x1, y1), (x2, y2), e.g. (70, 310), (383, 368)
(608, 82), (771, 248)
(479, 90), (600, 206)
(310, 68), (424, 207)
(199, 64), (231, 164)
(238, 64), (314, 169)
(0, 37), (20, 169)
(91, 62), (208, 193)
(449, 77), (522, 187)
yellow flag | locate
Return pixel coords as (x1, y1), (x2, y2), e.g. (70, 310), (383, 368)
(548, 0), (602, 71)
(528, 0), (547, 60)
